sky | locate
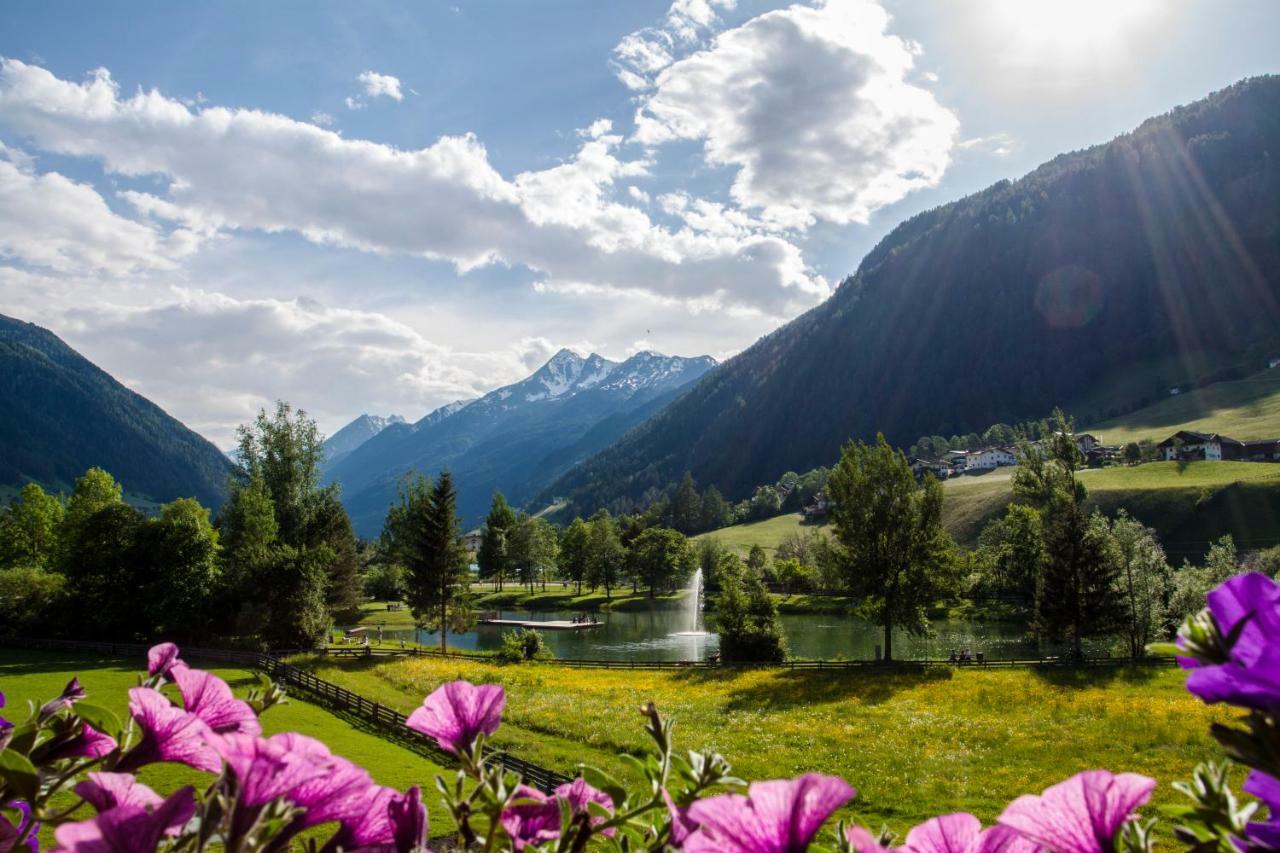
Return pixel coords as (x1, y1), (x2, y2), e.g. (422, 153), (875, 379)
(1, 0), (1277, 448)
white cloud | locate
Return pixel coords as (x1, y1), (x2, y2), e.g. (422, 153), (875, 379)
(0, 152), (195, 274)
(957, 131), (1016, 157)
(632, 0), (959, 227)
(343, 96), (364, 111)
(627, 185), (650, 204)
(357, 70), (403, 101)
(0, 58), (827, 314)
(611, 0), (737, 90)
(310, 111), (334, 126)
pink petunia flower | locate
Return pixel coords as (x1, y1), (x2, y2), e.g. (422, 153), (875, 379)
(75, 773), (164, 813)
(47, 724), (118, 762)
(215, 734), (330, 808)
(39, 678), (87, 721)
(118, 688), (221, 774)
(500, 785), (561, 851)
(845, 813), (1035, 853)
(405, 681), (505, 756)
(326, 784), (428, 851)
(997, 770), (1155, 853)
(170, 665), (261, 736)
(555, 778), (615, 836)
(53, 786), (196, 853)
(663, 788), (699, 846)
(263, 733), (376, 830)
(146, 643), (182, 680)
(684, 772), (856, 852)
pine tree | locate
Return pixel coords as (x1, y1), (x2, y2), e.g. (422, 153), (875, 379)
(478, 492), (517, 591)
(559, 517), (591, 595)
(385, 472), (473, 652)
(669, 471), (703, 534)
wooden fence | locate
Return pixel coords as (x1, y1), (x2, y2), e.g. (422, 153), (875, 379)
(0, 637), (573, 793)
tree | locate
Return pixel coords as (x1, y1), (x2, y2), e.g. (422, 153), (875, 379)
(1014, 415), (1123, 659)
(259, 544), (332, 649)
(58, 467), (124, 570)
(509, 515), (559, 593)
(825, 434), (954, 661)
(714, 555), (786, 663)
(975, 504), (1046, 607)
(138, 498), (221, 639)
(585, 510), (625, 599)
(775, 530), (818, 567)
(384, 473), (473, 652)
(747, 486), (782, 521)
(59, 501), (145, 638)
(1169, 535), (1242, 624)
(669, 472), (703, 534)
(628, 527), (695, 598)
(0, 483), (64, 571)
(364, 562), (406, 601)
(1105, 512), (1172, 658)
(559, 517), (591, 595)
(234, 401), (327, 548)
(0, 567), (65, 637)
(308, 491), (363, 623)
(773, 558), (816, 596)
(699, 486), (732, 532)
(478, 493), (517, 591)
(745, 544), (770, 579)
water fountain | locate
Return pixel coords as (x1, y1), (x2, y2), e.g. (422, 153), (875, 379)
(672, 568), (708, 637)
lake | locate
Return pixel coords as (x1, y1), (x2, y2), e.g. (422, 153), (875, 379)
(376, 607), (1078, 662)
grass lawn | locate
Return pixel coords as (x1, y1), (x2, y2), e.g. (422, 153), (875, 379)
(292, 654), (1235, 836)
(691, 513), (831, 557)
(0, 648), (454, 844)
(1087, 369), (1280, 445)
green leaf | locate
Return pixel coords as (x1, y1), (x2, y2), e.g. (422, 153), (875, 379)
(4, 724), (39, 756)
(580, 765), (628, 810)
(0, 749), (39, 801)
(74, 702), (122, 738)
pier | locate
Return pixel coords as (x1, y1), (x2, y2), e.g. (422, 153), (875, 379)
(477, 617), (600, 631)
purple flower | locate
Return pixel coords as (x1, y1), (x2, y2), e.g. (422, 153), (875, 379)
(553, 778), (615, 838)
(263, 733), (375, 829)
(170, 665), (261, 736)
(683, 772), (856, 852)
(1182, 572), (1280, 711)
(74, 773), (164, 813)
(500, 785), (561, 851)
(0, 688), (10, 729)
(881, 813), (1035, 853)
(1, 801), (39, 853)
(117, 688), (220, 774)
(997, 770), (1155, 853)
(53, 787), (195, 852)
(1244, 770), (1280, 849)
(46, 724), (118, 762)
(325, 784), (428, 851)
(146, 643), (182, 680)
(663, 788), (699, 846)
(216, 734), (329, 808)
(405, 681), (505, 756)
(40, 678), (87, 721)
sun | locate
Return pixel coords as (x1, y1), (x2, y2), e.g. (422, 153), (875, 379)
(982, 0), (1166, 73)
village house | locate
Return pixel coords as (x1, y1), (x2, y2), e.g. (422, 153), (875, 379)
(463, 528), (484, 553)
(1157, 430), (1280, 462)
(803, 492), (831, 521)
(910, 457), (952, 480)
(945, 446), (1017, 472)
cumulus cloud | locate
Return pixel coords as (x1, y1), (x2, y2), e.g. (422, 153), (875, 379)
(310, 110), (334, 126)
(957, 131), (1016, 157)
(30, 285), (591, 445)
(632, 0), (959, 227)
(611, 0), (737, 90)
(0, 58), (826, 314)
(356, 70), (403, 101)
(0, 151), (196, 274)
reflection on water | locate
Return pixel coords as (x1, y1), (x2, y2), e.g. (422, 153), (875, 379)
(379, 607), (1068, 663)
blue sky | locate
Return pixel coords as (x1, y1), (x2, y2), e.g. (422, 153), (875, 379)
(1, 0), (1277, 447)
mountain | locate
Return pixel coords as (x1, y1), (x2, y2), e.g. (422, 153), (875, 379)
(0, 314), (235, 508)
(323, 413), (408, 468)
(543, 76), (1280, 515)
(327, 349), (716, 535)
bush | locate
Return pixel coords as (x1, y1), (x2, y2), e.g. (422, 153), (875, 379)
(0, 567), (65, 636)
(497, 627), (554, 663)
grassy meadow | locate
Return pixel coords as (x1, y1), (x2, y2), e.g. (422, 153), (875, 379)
(292, 653), (1234, 834)
(1087, 369), (1280, 445)
(695, 462), (1280, 560)
(0, 649), (454, 844)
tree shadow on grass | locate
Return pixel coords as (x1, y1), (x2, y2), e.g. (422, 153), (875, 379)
(670, 665), (956, 711)
(0, 649), (141, 677)
(1028, 663), (1166, 689)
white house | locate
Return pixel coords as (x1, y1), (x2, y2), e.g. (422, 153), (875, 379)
(954, 446), (1017, 471)
(1157, 431), (1224, 461)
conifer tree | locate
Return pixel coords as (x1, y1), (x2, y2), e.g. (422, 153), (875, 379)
(478, 492), (517, 591)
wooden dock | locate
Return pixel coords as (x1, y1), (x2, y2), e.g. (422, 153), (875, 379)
(478, 618), (600, 631)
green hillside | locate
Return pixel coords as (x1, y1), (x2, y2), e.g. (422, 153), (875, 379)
(1086, 368), (1280, 445)
(695, 462), (1280, 563)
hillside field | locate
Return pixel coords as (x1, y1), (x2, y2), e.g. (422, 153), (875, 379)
(293, 653), (1231, 838)
(1086, 368), (1280, 445)
(695, 461), (1280, 561)
(0, 649), (454, 844)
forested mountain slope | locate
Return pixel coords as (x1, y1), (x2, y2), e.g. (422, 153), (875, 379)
(0, 314), (234, 507)
(544, 76), (1280, 515)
